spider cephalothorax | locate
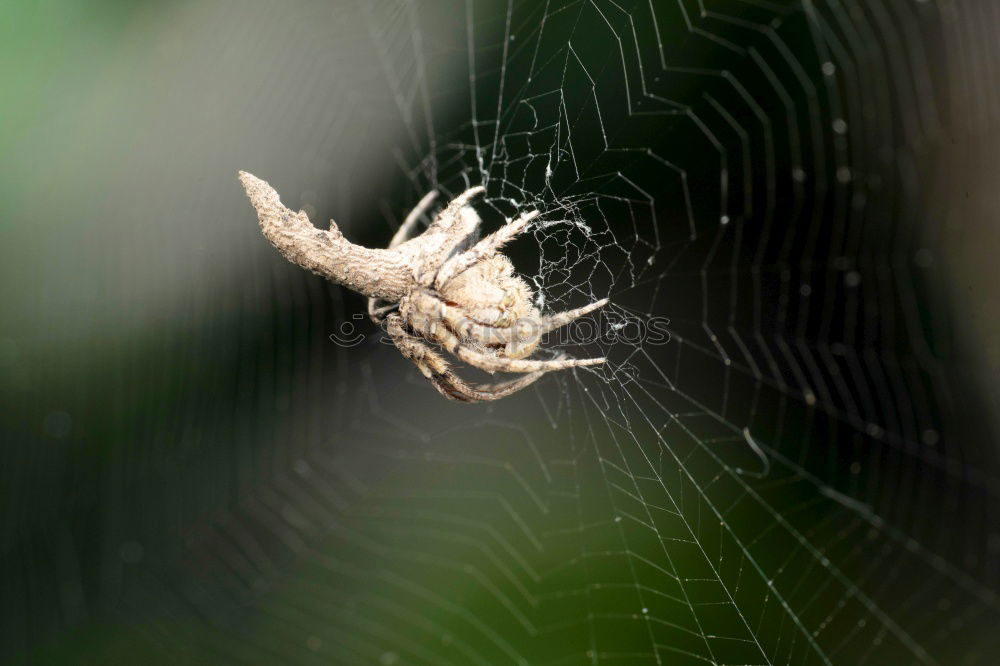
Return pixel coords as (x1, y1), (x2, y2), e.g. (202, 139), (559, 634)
(239, 171), (608, 402)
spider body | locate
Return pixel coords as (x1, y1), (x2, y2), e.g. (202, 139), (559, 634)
(401, 258), (538, 358)
(239, 171), (608, 402)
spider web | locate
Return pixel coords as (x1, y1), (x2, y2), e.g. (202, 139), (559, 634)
(3, 0), (1000, 664)
(269, 2), (997, 664)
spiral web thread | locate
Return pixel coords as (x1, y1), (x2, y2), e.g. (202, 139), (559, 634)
(154, 1), (1000, 664)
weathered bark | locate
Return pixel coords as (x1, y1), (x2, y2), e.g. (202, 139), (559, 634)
(238, 171), (413, 300)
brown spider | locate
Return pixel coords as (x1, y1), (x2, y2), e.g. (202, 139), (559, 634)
(238, 171), (608, 402)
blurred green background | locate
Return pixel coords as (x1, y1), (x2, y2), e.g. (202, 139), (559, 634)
(2, 1), (1000, 664)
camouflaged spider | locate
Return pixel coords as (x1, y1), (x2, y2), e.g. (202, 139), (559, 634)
(239, 171), (608, 402)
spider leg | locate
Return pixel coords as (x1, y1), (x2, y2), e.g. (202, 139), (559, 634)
(432, 367), (549, 403)
(367, 301), (398, 324)
(442, 185), (486, 212)
(389, 190), (439, 249)
(434, 209), (540, 288)
(536, 298), (610, 335)
(385, 314), (547, 402)
(432, 325), (605, 373)
(419, 186), (486, 236)
(429, 296), (610, 353)
(506, 297), (611, 357)
(398, 187), (489, 288)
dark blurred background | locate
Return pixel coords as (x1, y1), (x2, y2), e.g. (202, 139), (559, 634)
(2, 1), (999, 664)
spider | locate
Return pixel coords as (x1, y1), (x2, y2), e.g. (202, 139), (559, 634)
(238, 171), (608, 402)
